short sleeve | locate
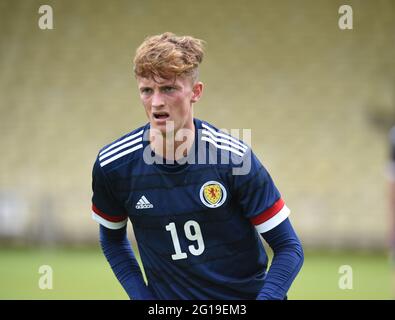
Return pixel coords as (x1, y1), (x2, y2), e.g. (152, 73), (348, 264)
(91, 157), (128, 229)
(233, 151), (290, 233)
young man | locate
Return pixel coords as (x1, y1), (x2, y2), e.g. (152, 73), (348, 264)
(91, 32), (304, 300)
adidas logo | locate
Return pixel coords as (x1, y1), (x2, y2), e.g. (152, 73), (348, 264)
(136, 195), (153, 209)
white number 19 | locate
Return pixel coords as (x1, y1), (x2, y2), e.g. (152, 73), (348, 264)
(165, 220), (205, 260)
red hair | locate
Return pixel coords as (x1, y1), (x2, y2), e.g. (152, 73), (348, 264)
(133, 32), (205, 81)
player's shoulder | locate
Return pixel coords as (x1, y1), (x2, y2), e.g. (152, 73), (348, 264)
(197, 118), (250, 159)
(95, 123), (148, 170)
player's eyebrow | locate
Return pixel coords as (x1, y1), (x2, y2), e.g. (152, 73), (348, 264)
(139, 86), (152, 92)
(159, 84), (180, 89)
(139, 84), (181, 91)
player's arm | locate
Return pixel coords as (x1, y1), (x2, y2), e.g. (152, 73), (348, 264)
(91, 157), (156, 300)
(99, 224), (156, 300)
(232, 150), (304, 299)
(248, 197), (304, 299)
(255, 218), (304, 300)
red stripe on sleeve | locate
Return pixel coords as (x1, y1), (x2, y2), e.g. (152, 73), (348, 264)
(250, 198), (285, 226)
(92, 204), (127, 222)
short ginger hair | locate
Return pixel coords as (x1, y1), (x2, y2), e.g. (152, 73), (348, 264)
(133, 32), (205, 82)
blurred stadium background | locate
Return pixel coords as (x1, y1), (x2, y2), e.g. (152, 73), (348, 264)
(0, 0), (394, 299)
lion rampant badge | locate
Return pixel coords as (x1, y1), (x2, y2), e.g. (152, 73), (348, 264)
(200, 181), (227, 208)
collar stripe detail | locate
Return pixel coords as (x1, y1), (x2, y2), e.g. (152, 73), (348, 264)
(100, 144), (143, 167)
(99, 129), (144, 157)
(201, 123), (248, 150)
(99, 137), (143, 161)
(202, 129), (247, 152)
(201, 137), (245, 157)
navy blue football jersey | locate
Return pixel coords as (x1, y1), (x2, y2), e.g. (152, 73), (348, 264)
(91, 118), (290, 299)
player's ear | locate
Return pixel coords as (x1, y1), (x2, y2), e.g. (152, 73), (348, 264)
(191, 82), (203, 103)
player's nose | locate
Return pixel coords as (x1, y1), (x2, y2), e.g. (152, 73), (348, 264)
(151, 91), (165, 108)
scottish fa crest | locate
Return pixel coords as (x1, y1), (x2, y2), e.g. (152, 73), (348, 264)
(199, 181), (227, 208)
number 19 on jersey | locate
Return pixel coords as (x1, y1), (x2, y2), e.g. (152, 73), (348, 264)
(165, 220), (205, 260)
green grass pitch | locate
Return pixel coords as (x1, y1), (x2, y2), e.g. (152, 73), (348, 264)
(0, 247), (392, 300)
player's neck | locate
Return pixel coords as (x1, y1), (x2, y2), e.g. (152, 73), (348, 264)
(150, 121), (195, 162)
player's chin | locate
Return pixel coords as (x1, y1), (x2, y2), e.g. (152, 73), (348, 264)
(150, 121), (175, 137)
(152, 117), (175, 130)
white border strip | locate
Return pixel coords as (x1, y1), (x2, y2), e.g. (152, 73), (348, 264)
(202, 137), (245, 157)
(202, 123), (248, 150)
(92, 212), (127, 230)
(99, 137), (143, 161)
(99, 130), (144, 156)
(100, 144), (143, 167)
(255, 205), (291, 233)
(202, 130), (247, 152)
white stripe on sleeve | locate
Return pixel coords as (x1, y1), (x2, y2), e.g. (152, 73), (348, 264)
(91, 212), (128, 230)
(254, 205), (291, 234)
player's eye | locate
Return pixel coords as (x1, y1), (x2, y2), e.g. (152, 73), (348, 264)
(162, 86), (176, 93)
(141, 88), (153, 95)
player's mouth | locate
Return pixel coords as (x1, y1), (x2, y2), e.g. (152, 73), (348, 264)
(153, 111), (170, 122)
